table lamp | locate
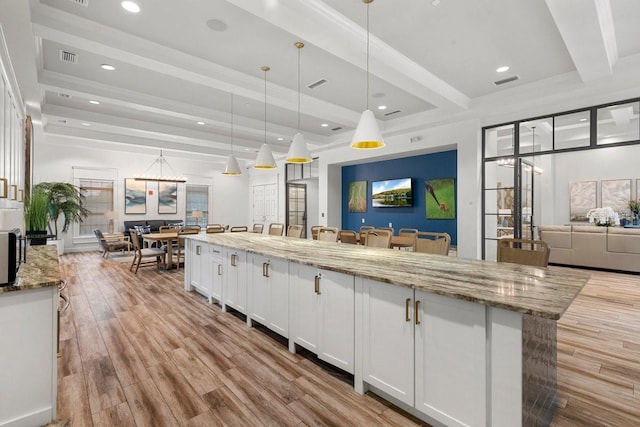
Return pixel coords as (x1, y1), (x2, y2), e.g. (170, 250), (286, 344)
(104, 210), (117, 234)
(192, 210), (203, 228)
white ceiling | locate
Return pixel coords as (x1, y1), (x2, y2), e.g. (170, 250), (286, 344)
(6, 0), (640, 166)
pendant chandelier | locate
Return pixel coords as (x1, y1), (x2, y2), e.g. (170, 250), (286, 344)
(134, 150), (186, 183)
(254, 66), (277, 169)
(222, 92), (242, 175)
(286, 42), (313, 163)
(351, 0), (384, 149)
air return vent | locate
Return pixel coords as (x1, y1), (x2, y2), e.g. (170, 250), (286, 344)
(384, 110), (401, 117)
(307, 78), (327, 89)
(58, 93), (72, 99)
(69, 0), (89, 6)
(59, 50), (78, 64)
(331, 126), (343, 131)
(494, 75), (519, 86)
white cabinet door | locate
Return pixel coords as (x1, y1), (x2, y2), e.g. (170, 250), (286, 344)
(414, 291), (487, 427)
(188, 240), (203, 294)
(248, 255), (289, 337)
(361, 278), (414, 406)
(317, 269), (354, 374)
(289, 263), (319, 353)
(210, 245), (223, 304)
(223, 249), (247, 314)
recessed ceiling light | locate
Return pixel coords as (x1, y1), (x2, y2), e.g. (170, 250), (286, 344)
(377, 105), (387, 110)
(89, 100), (100, 105)
(496, 66), (510, 73)
(81, 122), (91, 126)
(580, 118), (588, 122)
(100, 64), (115, 71)
(276, 137), (284, 141)
(206, 19), (228, 32)
(432, 0), (440, 6)
(121, 1), (140, 13)
(321, 123), (329, 127)
(197, 121), (205, 125)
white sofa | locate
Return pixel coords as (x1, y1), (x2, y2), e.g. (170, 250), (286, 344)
(539, 225), (640, 273)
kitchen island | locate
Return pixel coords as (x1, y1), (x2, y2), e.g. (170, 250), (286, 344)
(0, 245), (61, 427)
(185, 233), (589, 427)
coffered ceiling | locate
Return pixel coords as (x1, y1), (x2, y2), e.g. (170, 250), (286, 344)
(5, 0), (640, 167)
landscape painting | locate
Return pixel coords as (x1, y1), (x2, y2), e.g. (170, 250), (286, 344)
(569, 181), (597, 222)
(158, 182), (178, 214)
(425, 178), (456, 219)
(371, 178), (412, 208)
(348, 180), (367, 213)
(125, 178), (146, 214)
(602, 179), (631, 212)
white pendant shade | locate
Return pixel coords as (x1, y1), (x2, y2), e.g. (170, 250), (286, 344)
(286, 133), (312, 163)
(254, 143), (277, 169)
(351, 109), (385, 149)
(222, 154), (242, 175)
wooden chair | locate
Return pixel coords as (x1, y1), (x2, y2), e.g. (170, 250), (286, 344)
(252, 223), (264, 234)
(287, 224), (304, 238)
(338, 230), (358, 244)
(159, 225), (179, 233)
(206, 225), (225, 234)
(317, 227), (339, 242)
(230, 226), (248, 232)
(268, 223), (285, 236)
(497, 238), (550, 267)
(359, 225), (374, 245)
(365, 229), (392, 248)
(377, 226), (394, 235)
(94, 229), (130, 258)
(397, 228), (418, 251)
(310, 225), (322, 240)
(170, 228), (200, 270)
(128, 230), (165, 274)
(414, 232), (451, 255)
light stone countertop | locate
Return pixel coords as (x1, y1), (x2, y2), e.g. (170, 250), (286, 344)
(188, 232), (590, 320)
(0, 245), (61, 294)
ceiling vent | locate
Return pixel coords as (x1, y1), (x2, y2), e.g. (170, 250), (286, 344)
(59, 50), (78, 64)
(68, 0), (89, 6)
(58, 93), (72, 99)
(494, 75), (519, 86)
(331, 126), (343, 131)
(384, 110), (401, 117)
(307, 78), (327, 89)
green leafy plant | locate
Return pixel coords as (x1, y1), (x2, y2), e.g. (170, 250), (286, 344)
(34, 182), (90, 239)
(629, 199), (640, 215)
(24, 187), (50, 232)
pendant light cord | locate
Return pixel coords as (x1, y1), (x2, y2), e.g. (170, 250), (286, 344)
(297, 46), (301, 132)
(366, 1), (370, 111)
(230, 92), (234, 154)
(263, 67), (268, 144)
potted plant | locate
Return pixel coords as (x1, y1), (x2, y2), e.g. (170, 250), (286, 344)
(629, 199), (640, 226)
(24, 187), (50, 245)
(34, 182), (90, 254)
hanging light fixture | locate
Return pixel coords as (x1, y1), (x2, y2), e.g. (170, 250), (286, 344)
(351, 0), (384, 149)
(223, 92), (242, 175)
(286, 42), (313, 163)
(254, 66), (277, 169)
(134, 150), (186, 182)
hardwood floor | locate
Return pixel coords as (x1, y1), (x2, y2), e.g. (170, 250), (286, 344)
(56, 253), (640, 426)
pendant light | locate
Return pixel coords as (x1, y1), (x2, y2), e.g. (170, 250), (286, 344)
(286, 42), (313, 163)
(254, 66), (277, 169)
(351, 0), (385, 149)
(222, 92), (242, 175)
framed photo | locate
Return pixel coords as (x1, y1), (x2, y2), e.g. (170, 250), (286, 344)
(125, 178), (146, 214)
(158, 182), (178, 214)
(348, 180), (367, 213)
(602, 179), (631, 212)
(425, 178), (456, 219)
(569, 181), (597, 222)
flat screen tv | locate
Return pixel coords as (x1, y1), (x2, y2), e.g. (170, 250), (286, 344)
(371, 178), (413, 207)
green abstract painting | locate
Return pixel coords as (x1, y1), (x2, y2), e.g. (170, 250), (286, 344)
(348, 181), (367, 213)
(425, 178), (456, 219)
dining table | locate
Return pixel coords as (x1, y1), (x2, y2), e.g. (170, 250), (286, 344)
(142, 231), (179, 270)
(353, 233), (415, 249)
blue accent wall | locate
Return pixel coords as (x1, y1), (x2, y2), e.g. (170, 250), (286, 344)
(341, 150), (457, 245)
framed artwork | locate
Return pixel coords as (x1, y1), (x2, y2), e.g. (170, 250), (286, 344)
(637, 179), (640, 200)
(348, 180), (367, 213)
(125, 178), (146, 214)
(425, 178), (456, 219)
(602, 179), (631, 212)
(158, 182), (178, 214)
(569, 181), (597, 222)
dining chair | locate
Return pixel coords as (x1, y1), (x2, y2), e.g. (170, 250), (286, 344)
(317, 227), (339, 242)
(359, 225), (374, 245)
(338, 230), (358, 244)
(287, 224), (304, 238)
(365, 229), (392, 248)
(206, 225), (225, 234)
(268, 223), (285, 236)
(170, 228), (200, 270)
(230, 226), (248, 232)
(497, 238), (550, 267)
(377, 226), (394, 235)
(159, 225), (179, 233)
(128, 230), (166, 274)
(252, 223), (264, 234)
(94, 229), (130, 258)
(397, 228), (419, 251)
(310, 225), (322, 240)
(414, 232), (451, 255)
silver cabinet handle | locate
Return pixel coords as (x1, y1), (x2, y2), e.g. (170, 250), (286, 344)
(405, 298), (411, 322)
(314, 274), (321, 295)
(217, 264), (222, 275)
(263, 262), (271, 277)
(196, 245), (201, 255)
(415, 300), (421, 325)
(231, 253), (237, 266)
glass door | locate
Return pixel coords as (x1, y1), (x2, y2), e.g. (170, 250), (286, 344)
(286, 183), (307, 238)
(516, 159), (536, 240)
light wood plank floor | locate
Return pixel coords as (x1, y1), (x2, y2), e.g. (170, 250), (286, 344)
(55, 253), (640, 426)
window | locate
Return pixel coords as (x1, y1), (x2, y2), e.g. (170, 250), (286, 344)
(186, 185), (209, 226)
(78, 179), (114, 236)
(597, 101), (640, 145)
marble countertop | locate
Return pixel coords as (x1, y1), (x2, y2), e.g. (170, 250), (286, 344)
(0, 246), (62, 294)
(188, 233), (590, 320)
